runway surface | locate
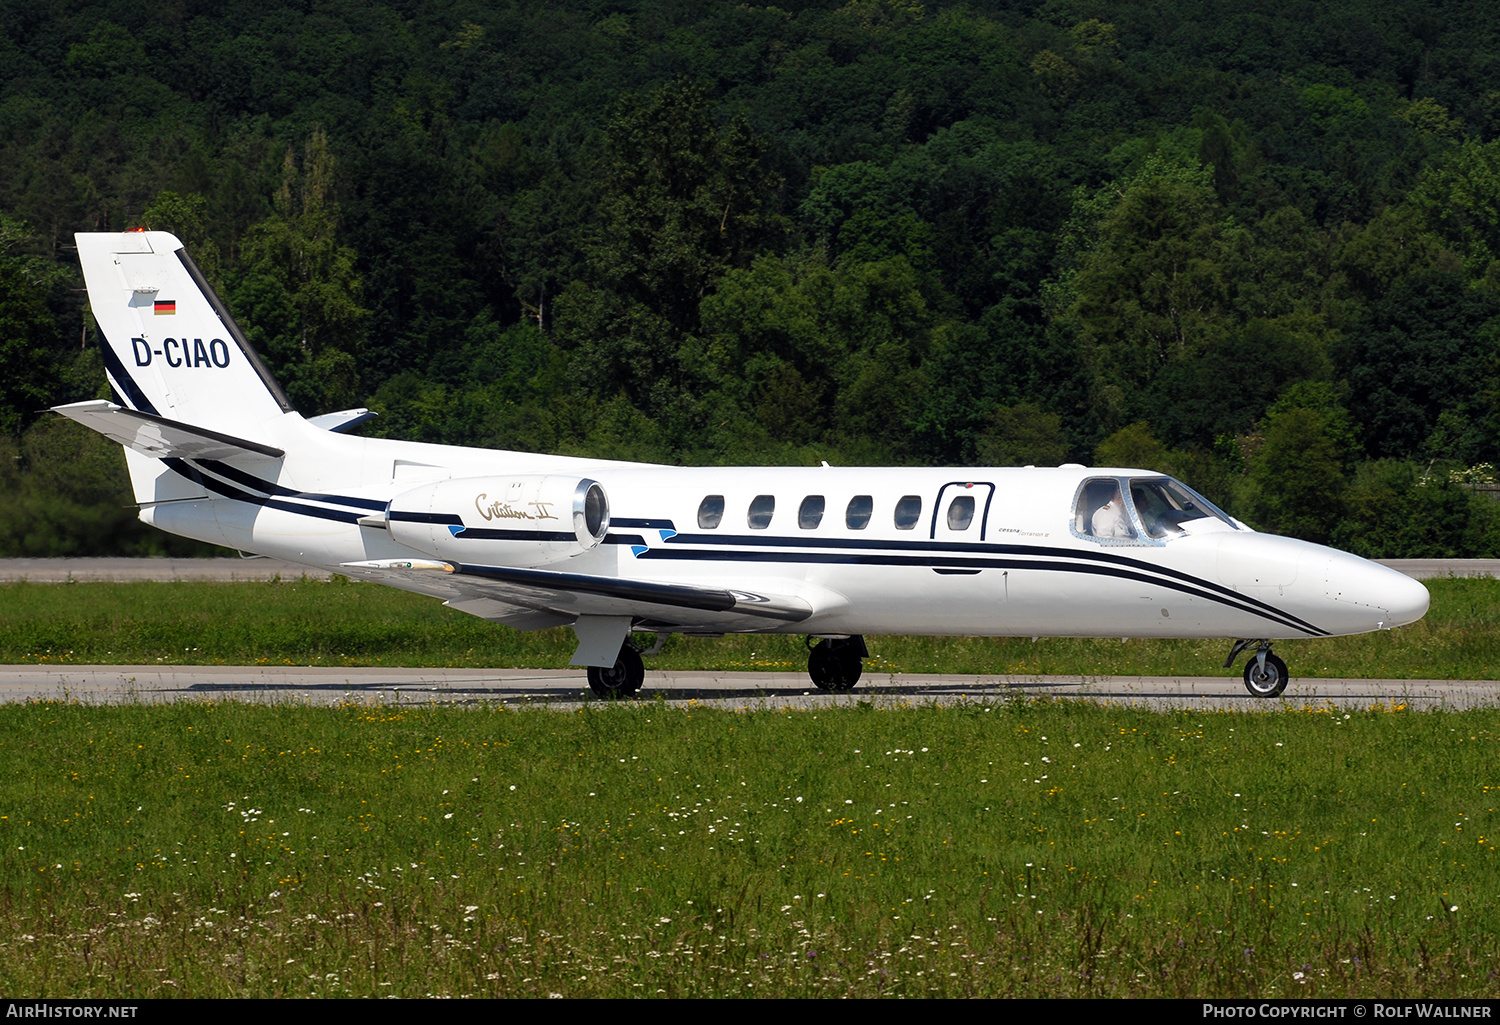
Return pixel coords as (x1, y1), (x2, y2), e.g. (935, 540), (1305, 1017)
(0, 664), (1494, 711)
(0, 558), (329, 582)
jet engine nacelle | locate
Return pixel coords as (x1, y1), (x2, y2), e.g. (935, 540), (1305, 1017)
(387, 475), (609, 568)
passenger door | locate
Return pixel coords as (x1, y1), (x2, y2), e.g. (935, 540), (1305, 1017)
(930, 481), (995, 542)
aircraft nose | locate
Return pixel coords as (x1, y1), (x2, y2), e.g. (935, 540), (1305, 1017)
(1323, 553), (1430, 629)
(1381, 566), (1431, 627)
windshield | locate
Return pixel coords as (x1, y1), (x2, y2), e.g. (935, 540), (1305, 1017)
(1129, 477), (1237, 538)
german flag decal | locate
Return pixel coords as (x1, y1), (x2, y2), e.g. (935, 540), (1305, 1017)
(154, 300), (176, 315)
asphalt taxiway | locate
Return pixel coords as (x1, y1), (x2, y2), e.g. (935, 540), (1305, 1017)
(0, 664), (1492, 711)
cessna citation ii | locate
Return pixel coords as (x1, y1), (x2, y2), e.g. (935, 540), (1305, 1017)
(55, 231), (1431, 699)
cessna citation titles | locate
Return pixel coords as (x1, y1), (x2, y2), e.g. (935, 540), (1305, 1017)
(57, 231), (1430, 699)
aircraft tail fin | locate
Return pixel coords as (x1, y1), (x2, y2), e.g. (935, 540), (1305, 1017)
(75, 231), (293, 438)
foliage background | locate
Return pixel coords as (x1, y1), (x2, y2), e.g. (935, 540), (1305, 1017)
(4, 0), (1500, 554)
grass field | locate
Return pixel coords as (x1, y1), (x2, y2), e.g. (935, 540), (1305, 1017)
(0, 698), (1496, 997)
(0, 577), (1496, 997)
(0, 575), (1496, 680)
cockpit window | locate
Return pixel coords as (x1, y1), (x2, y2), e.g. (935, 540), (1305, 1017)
(1129, 477), (1236, 537)
(1075, 478), (1136, 540)
(894, 495), (922, 530)
(698, 495), (724, 529)
(946, 495), (975, 531)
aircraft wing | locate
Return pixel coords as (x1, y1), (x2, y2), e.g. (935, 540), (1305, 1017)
(338, 558), (817, 632)
(53, 400), (284, 460)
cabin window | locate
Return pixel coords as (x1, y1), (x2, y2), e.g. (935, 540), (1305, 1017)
(799, 495), (825, 529)
(894, 495), (922, 530)
(747, 494), (775, 529)
(846, 495), (873, 530)
(946, 495), (975, 531)
(698, 495), (724, 529)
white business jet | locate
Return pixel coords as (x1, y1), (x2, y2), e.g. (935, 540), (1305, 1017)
(54, 231), (1430, 699)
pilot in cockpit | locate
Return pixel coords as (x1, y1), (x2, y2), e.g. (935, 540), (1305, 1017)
(1085, 480), (1134, 538)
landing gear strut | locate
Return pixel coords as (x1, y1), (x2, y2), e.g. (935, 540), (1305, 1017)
(1224, 639), (1290, 698)
(807, 635), (867, 692)
(587, 641), (645, 699)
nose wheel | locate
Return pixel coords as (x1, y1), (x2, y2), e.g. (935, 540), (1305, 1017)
(1225, 640), (1290, 698)
(1243, 652), (1289, 697)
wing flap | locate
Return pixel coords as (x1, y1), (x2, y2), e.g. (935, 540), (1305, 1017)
(53, 400), (284, 460)
(453, 562), (814, 623)
(338, 558), (817, 630)
(442, 596), (573, 631)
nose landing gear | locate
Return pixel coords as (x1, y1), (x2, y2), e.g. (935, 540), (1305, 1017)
(1224, 639), (1290, 698)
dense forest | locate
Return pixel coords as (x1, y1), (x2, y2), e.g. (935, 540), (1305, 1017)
(4, 0), (1500, 556)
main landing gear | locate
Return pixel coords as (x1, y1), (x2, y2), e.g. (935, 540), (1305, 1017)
(1224, 639), (1290, 698)
(587, 641), (645, 699)
(807, 635), (868, 692)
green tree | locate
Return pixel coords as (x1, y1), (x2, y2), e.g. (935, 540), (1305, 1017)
(1066, 166), (1230, 424)
(0, 418), (215, 556)
(1096, 422), (1176, 473)
(1334, 460), (1489, 559)
(143, 191), (222, 286)
(695, 250), (933, 452)
(1244, 407), (1347, 543)
(1339, 271), (1500, 460)
(0, 218), (65, 436)
(976, 403), (1067, 466)
(561, 79), (785, 418)
(1408, 140), (1500, 280)
(230, 129), (367, 414)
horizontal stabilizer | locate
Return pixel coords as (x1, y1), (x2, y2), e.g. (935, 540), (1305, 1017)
(307, 407), (378, 433)
(52, 400), (284, 460)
